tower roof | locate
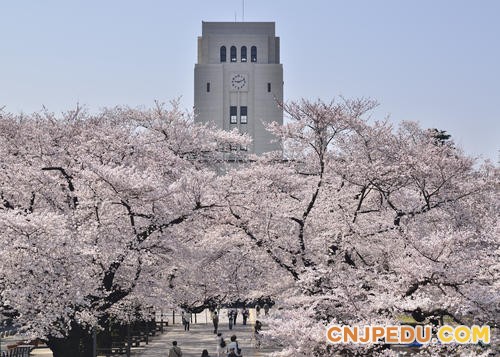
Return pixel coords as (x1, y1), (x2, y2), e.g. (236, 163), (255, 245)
(202, 22), (276, 36)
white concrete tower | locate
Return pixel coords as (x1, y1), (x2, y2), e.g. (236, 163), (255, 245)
(194, 22), (283, 154)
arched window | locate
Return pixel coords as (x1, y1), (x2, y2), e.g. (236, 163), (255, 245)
(241, 46), (247, 62)
(251, 46), (257, 62)
(230, 46), (237, 62)
(220, 46), (226, 62)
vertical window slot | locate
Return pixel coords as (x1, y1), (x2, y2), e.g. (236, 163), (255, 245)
(251, 46), (257, 62)
(241, 46), (247, 62)
(230, 106), (238, 124)
(240, 106), (248, 124)
(220, 46), (226, 62)
(230, 46), (237, 62)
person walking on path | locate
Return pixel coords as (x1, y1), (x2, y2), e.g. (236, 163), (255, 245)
(211, 309), (219, 334)
(263, 303), (270, 316)
(254, 320), (263, 349)
(201, 349), (211, 357)
(255, 304), (261, 317)
(227, 309), (234, 330)
(168, 341), (183, 357)
(216, 332), (226, 357)
(227, 335), (242, 357)
(242, 307), (249, 325)
(232, 308), (238, 326)
(181, 311), (190, 331)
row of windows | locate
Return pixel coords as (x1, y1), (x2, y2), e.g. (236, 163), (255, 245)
(220, 46), (257, 63)
(230, 106), (247, 124)
(219, 142), (247, 152)
(206, 82), (271, 93)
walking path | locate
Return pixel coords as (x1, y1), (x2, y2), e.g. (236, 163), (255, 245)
(133, 308), (280, 357)
(132, 318), (279, 357)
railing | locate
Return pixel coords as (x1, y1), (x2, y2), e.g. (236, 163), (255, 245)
(1, 345), (33, 357)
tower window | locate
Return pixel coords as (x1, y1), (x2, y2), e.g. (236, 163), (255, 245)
(220, 46), (226, 62)
(240, 106), (248, 124)
(207, 82), (210, 92)
(230, 106), (237, 124)
(251, 46), (257, 62)
(230, 46), (237, 62)
(241, 46), (247, 62)
(267, 82), (271, 92)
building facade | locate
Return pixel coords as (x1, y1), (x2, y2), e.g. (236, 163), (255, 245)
(194, 22), (283, 154)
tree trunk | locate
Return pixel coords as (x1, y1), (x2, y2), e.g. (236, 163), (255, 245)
(97, 318), (112, 352)
(80, 330), (93, 357)
(46, 322), (93, 357)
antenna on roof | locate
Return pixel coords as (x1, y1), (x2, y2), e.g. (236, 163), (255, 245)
(234, 11), (237, 22)
(242, 0), (245, 22)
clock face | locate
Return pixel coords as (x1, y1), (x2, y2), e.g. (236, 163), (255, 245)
(231, 74), (247, 90)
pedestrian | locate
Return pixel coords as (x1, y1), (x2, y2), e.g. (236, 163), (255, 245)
(227, 309), (233, 330)
(227, 335), (242, 357)
(201, 349), (211, 357)
(263, 303), (270, 316)
(211, 309), (219, 334)
(233, 307), (238, 326)
(168, 341), (182, 357)
(181, 311), (190, 331)
(216, 332), (226, 357)
(227, 348), (238, 357)
(255, 304), (261, 317)
(254, 320), (263, 348)
(242, 307), (249, 325)
(255, 320), (263, 333)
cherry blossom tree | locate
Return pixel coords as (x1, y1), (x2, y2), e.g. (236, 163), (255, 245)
(218, 98), (498, 356)
(1, 97), (497, 357)
(0, 102), (249, 356)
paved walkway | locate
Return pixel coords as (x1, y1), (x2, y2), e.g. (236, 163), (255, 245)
(132, 321), (278, 357)
(132, 310), (280, 357)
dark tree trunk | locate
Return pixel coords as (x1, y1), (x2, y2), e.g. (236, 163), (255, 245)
(46, 322), (93, 357)
(97, 318), (113, 352)
(80, 330), (93, 357)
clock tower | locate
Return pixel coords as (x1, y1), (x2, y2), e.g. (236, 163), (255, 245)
(194, 22), (283, 154)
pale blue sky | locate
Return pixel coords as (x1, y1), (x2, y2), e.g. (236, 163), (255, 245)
(1, 0), (498, 161)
